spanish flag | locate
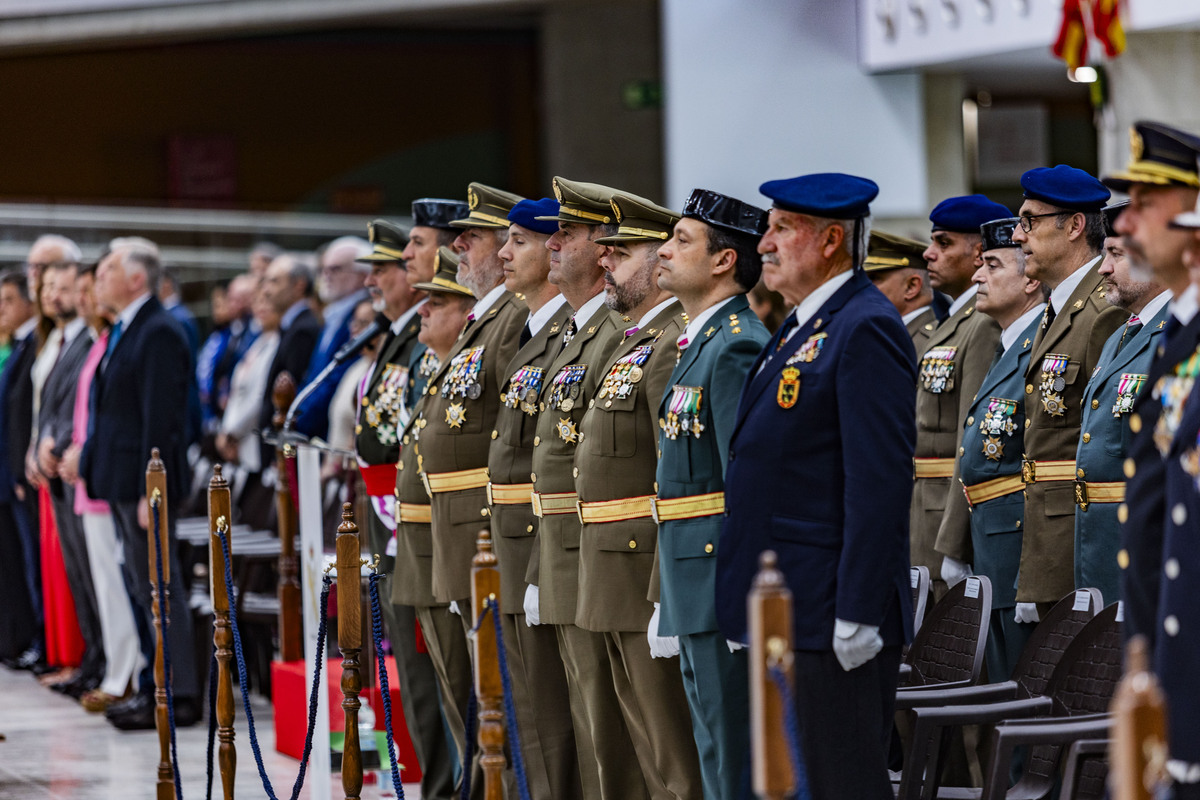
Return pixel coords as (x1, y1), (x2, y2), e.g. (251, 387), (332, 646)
(1092, 0), (1126, 58)
(1052, 0), (1088, 69)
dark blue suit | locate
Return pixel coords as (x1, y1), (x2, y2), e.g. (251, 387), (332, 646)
(294, 289), (369, 438)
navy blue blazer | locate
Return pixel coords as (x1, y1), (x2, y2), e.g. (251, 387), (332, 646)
(716, 270), (917, 650)
(81, 296), (192, 504)
(294, 289), (370, 438)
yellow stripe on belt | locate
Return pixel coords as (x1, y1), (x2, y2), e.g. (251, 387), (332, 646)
(577, 495), (655, 524)
(1075, 480), (1125, 511)
(398, 503), (432, 524)
(531, 491), (578, 517)
(487, 482), (534, 506)
(961, 474), (1024, 509)
(914, 457), (956, 479)
(422, 467), (490, 495)
(651, 492), (725, 523)
(1020, 459), (1076, 484)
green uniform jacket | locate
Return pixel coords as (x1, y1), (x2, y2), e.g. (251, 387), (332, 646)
(486, 299), (573, 613)
(912, 295), (1001, 575)
(907, 306), (939, 353)
(392, 394), (441, 608)
(526, 300), (623, 625)
(354, 313), (424, 466)
(419, 290), (526, 603)
(655, 295), (768, 637)
(1019, 262), (1127, 602)
(574, 300), (687, 633)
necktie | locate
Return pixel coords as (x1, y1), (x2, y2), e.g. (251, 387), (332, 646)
(560, 318), (577, 352)
(774, 314), (799, 352)
(105, 319), (124, 358)
(1041, 303), (1056, 331)
(676, 334), (690, 351)
(988, 341), (1005, 371)
(624, 325), (639, 338)
(519, 322), (532, 348)
(1116, 315), (1142, 354)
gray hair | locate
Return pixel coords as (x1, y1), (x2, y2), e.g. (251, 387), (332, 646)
(323, 236), (373, 274)
(31, 234), (82, 265)
(111, 239), (163, 294)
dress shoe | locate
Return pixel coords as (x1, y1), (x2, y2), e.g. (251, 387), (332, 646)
(6, 647), (45, 671)
(81, 688), (130, 714)
(108, 693), (200, 731)
(29, 660), (57, 677)
(53, 673), (101, 700)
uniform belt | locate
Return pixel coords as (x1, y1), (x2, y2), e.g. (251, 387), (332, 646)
(531, 491), (579, 517)
(422, 467), (490, 495)
(398, 502), (432, 524)
(577, 495), (655, 524)
(1020, 459), (1076, 484)
(913, 457), (956, 479)
(1074, 480), (1125, 511)
(358, 463), (399, 497)
(487, 482), (534, 506)
(650, 492), (725, 523)
(961, 474), (1025, 509)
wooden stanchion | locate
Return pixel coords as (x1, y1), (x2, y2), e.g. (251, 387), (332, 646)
(336, 503), (365, 800)
(749, 550), (795, 800)
(146, 449), (175, 800)
(1111, 636), (1168, 800)
(208, 465), (236, 800)
(472, 529), (505, 800)
(273, 372), (303, 663)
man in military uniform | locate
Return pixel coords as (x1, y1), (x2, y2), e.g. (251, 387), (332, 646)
(717, 172), (915, 800)
(913, 195), (1008, 597)
(1074, 202), (1169, 607)
(485, 197), (581, 800)
(948, 218), (1046, 682)
(1010, 166), (1126, 620)
(863, 230), (942, 351)
(404, 198), (470, 287)
(396, 252), (476, 799)
(524, 177), (644, 800)
(353, 219), (455, 800)
(654, 188), (769, 800)
(573, 192), (701, 800)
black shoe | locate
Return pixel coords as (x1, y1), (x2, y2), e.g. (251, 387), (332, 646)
(29, 659), (56, 676)
(53, 674), (101, 700)
(8, 647), (45, 671)
(107, 693), (200, 731)
(106, 692), (150, 718)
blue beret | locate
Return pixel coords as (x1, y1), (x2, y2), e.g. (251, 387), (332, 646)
(508, 198), (561, 235)
(1020, 165), (1110, 212)
(930, 195), (1012, 233)
(759, 172), (879, 219)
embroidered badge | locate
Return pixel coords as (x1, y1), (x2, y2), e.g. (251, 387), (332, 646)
(920, 346), (957, 393)
(777, 367), (800, 409)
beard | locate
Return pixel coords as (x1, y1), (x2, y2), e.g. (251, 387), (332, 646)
(605, 256), (656, 315)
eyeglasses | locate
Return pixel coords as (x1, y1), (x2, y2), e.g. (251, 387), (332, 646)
(1016, 211), (1069, 233)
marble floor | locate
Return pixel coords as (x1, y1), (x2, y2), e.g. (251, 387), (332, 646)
(0, 666), (421, 799)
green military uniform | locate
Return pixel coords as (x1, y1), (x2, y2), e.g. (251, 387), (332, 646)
(863, 230), (941, 354)
(908, 307), (939, 350)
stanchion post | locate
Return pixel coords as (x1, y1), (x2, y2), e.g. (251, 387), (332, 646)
(1111, 636), (1168, 800)
(336, 503), (364, 800)
(749, 550), (795, 800)
(472, 529), (505, 800)
(273, 372), (303, 662)
(146, 449), (175, 800)
(208, 465), (237, 800)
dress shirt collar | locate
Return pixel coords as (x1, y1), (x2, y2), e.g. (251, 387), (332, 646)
(572, 290), (608, 326)
(902, 304), (932, 326)
(1001, 303), (1046, 353)
(1049, 255), (1101, 316)
(117, 291), (153, 330)
(527, 293), (568, 337)
(281, 299), (309, 330)
(784, 270), (854, 344)
(947, 284), (978, 318)
(61, 316), (88, 346)
(1171, 284), (1199, 326)
(635, 297), (678, 332)
(15, 316), (36, 340)
(1138, 289), (1172, 326)
(390, 298), (426, 335)
(681, 296), (733, 346)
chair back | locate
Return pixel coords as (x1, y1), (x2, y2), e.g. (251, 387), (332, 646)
(910, 566), (931, 635)
(1009, 588), (1103, 699)
(902, 575), (992, 687)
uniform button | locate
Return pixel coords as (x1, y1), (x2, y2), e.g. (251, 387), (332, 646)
(355, 424), (362, 434)
(1118, 503), (1129, 524)
(628, 540), (637, 549)
(530, 472), (537, 482)
(1082, 433), (1091, 443)
(481, 508), (489, 517)
(491, 430), (498, 439)
(1130, 413), (1142, 433)
(605, 400), (613, 408)
(1015, 520), (1021, 528)
(1077, 468), (1085, 478)
(533, 436), (541, 446)
(1166, 558), (1181, 579)
(1165, 615), (1180, 637)
(657, 449), (662, 458)
(361, 397), (369, 407)
(398, 462), (404, 471)
(589, 399), (595, 408)
(403, 435), (410, 445)
(540, 402), (546, 412)
(1091, 399), (1100, 409)
(573, 467), (579, 478)
(1025, 384), (1033, 395)
(1117, 549), (1130, 569)
(394, 489), (400, 498)
(1173, 503), (1188, 526)
(653, 482), (659, 493)
(578, 433), (585, 442)
(966, 416), (974, 426)
(1124, 458), (1136, 478)
(430, 385), (438, 395)
(526, 524), (534, 533)
(704, 543), (714, 554)
(1024, 419), (1030, 429)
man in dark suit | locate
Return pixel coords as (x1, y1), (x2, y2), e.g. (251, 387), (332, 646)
(81, 239), (198, 729)
(717, 172), (916, 800)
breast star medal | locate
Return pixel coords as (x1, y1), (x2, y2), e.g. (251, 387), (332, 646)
(445, 402), (467, 429)
(777, 367), (800, 409)
(982, 437), (1004, 461)
(978, 397), (1017, 461)
(556, 417), (579, 444)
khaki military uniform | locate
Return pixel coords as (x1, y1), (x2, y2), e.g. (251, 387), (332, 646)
(907, 306), (939, 352)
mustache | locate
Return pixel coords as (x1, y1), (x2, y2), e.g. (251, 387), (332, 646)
(761, 253), (780, 267)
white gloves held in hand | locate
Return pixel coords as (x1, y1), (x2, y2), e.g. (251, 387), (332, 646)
(448, 600), (461, 616)
(523, 584), (541, 626)
(832, 619), (883, 672)
(647, 603), (680, 659)
(941, 556), (972, 588)
(1014, 603), (1040, 624)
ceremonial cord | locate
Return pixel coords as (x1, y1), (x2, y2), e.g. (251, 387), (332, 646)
(205, 650), (217, 800)
(366, 571), (407, 800)
(767, 664), (812, 800)
(150, 500), (185, 800)
(486, 597), (532, 800)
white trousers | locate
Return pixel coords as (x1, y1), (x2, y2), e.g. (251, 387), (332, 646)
(82, 510), (142, 697)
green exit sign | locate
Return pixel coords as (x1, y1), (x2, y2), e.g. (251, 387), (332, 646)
(622, 80), (663, 110)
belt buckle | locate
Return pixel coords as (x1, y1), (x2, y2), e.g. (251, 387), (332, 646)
(1074, 480), (1089, 512)
(650, 497), (660, 524)
(1021, 459), (1036, 485)
(531, 493), (544, 518)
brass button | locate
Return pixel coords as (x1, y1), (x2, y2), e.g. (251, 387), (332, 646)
(481, 508), (489, 517)
(1082, 433), (1091, 443)
(1077, 468), (1085, 478)
(1117, 503), (1129, 523)
(959, 447), (964, 456)
(704, 543), (714, 554)
(578, 433), (585, 442)
(1117, 549), (1129, 569)
(589, 399), (595, 408)
(605, 400), (612, 408)
(966, 416), (974, 426)
(573, 467), (579, 478)
(530, 472), (537, 482)
(1130, 413), (1142, 433)
(1025, 384), (1033, 395)
(430, 385), (438, 395)
(533, 436), (540, 446)
(1024, 419), (1030, 429)
(403, 435), (410, 445)
(1091, 399), (1100, 409)
(526, 524), (534, 533)
(539, 402), (546, 412)
(355, 424), (362, 434)
(628, 540), (637, 549)
(1015, 520), (1021, 528)
(1124, 458), (1136, 478)
(653, 482), (658, 493)
(491, 430), (498, 439)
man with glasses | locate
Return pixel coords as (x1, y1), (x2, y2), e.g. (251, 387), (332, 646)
(1010, 166), (1125, 621)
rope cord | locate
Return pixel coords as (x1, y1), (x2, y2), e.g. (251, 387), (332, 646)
(150, 499), (185, 800)
(458, 606), (489, 800)
(205, 650), (217, 800)
(486, 597), (531, 800)
(366, 571), (406, 800)
(767, 663), (812, 800)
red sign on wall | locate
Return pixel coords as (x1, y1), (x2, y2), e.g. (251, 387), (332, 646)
(167, 133), (237, 203)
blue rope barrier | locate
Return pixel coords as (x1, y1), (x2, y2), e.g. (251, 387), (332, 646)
(150, 499), (185, 800)
(458, 606), (489, 800)
(205, 650), (217, 800)
(366, 571), (406, 800)
(767, 663), (812, 800)
(486, 597), (532, 800)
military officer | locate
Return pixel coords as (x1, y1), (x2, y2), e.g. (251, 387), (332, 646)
(573, 192), (702, 800)
(950, 218), (1046, 682)
(524, 177), (645, 800)
(485, 197), (581, 800)
(404, 197), (470, 287)
(396, 254), (476, 798)
(1010, 165), (1126, 619)
(863, 230), (941, 351)
(716, 172), (915, 800)
(912, 195), (1008, 597)
(654, 188), (769, 800)
(352, 219), (455, 799)
(1074, 202), (1169, 606)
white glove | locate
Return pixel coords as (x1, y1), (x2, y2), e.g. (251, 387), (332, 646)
(1014, 603), (1040, 624)
(448, 600), (461, 616)
(727, 640), (747, 653)
(832, 619), (883, 672)
(940, 556), (972, 588)
(523, 584), (541, 626)
(647, 603), (680, 659)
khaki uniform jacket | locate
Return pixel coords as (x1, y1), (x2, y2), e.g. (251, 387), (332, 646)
(1018, 262), (1127, 602)
(907, 307), (939, 353)
(526, 301), (624, 625)
(419, 290), (526, 603)
(912, 296), (1000, 577)
(486, 300), (573, 613)
(354, 314), (424, 467)
(391, 396), (441, 608)
(574, 300), (687, 633)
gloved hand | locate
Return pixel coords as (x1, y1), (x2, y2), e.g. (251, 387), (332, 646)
(727, 640), (747, 653)
(647, 602), (680, 659)
(523, 584), (541, 626)
(1014, 603), (1040, 624)
(940, 556), (971, 588)
(832, 619), (883, 672)
(448, 600), (461, 616)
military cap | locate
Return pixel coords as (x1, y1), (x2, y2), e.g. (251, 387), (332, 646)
(759, 172), (878, 219)
(508, 198), (560, 235)
(863, 230), (928, 273)
(357, 219), (409, 263)
(682, 188), (768, 239)
(537, 177), (619, 225)
(412, 247), (473, 297)
(449, 183), (525, 229)
(413, 198), (470, 230)
(980, 217), (1021, 251)
(1103, 121), (1200, 192)
(930, 195), (1012, 233)
(1102, 202), (1129, 238)
(593, 193), (681, 244)
(1020, 165), (1110, 212)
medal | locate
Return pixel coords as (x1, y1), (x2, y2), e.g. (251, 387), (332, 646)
(445, 402), (467, 429)
(919, 346), (957, 393)
(561, 398), (574, 412)
(787, 332), (827, 365)
(979, 397), (1017, 437)
(1153, 348), (1200, 455)
(1041, 394), (1066, 417)
(549, 364), (587, 411)
(663, 385), (704, 440)
(777, 367), (800, 409)
(1038, 354), (1071, 418)
(599, 346), (653, 400)
(982, 436), (1004, 461)
(1112, 373), (1146, 418)
(556, 417), (579, 444)
(441, 346), (485, 400)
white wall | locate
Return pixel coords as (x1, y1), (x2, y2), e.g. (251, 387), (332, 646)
(662, 0), (928, 217)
